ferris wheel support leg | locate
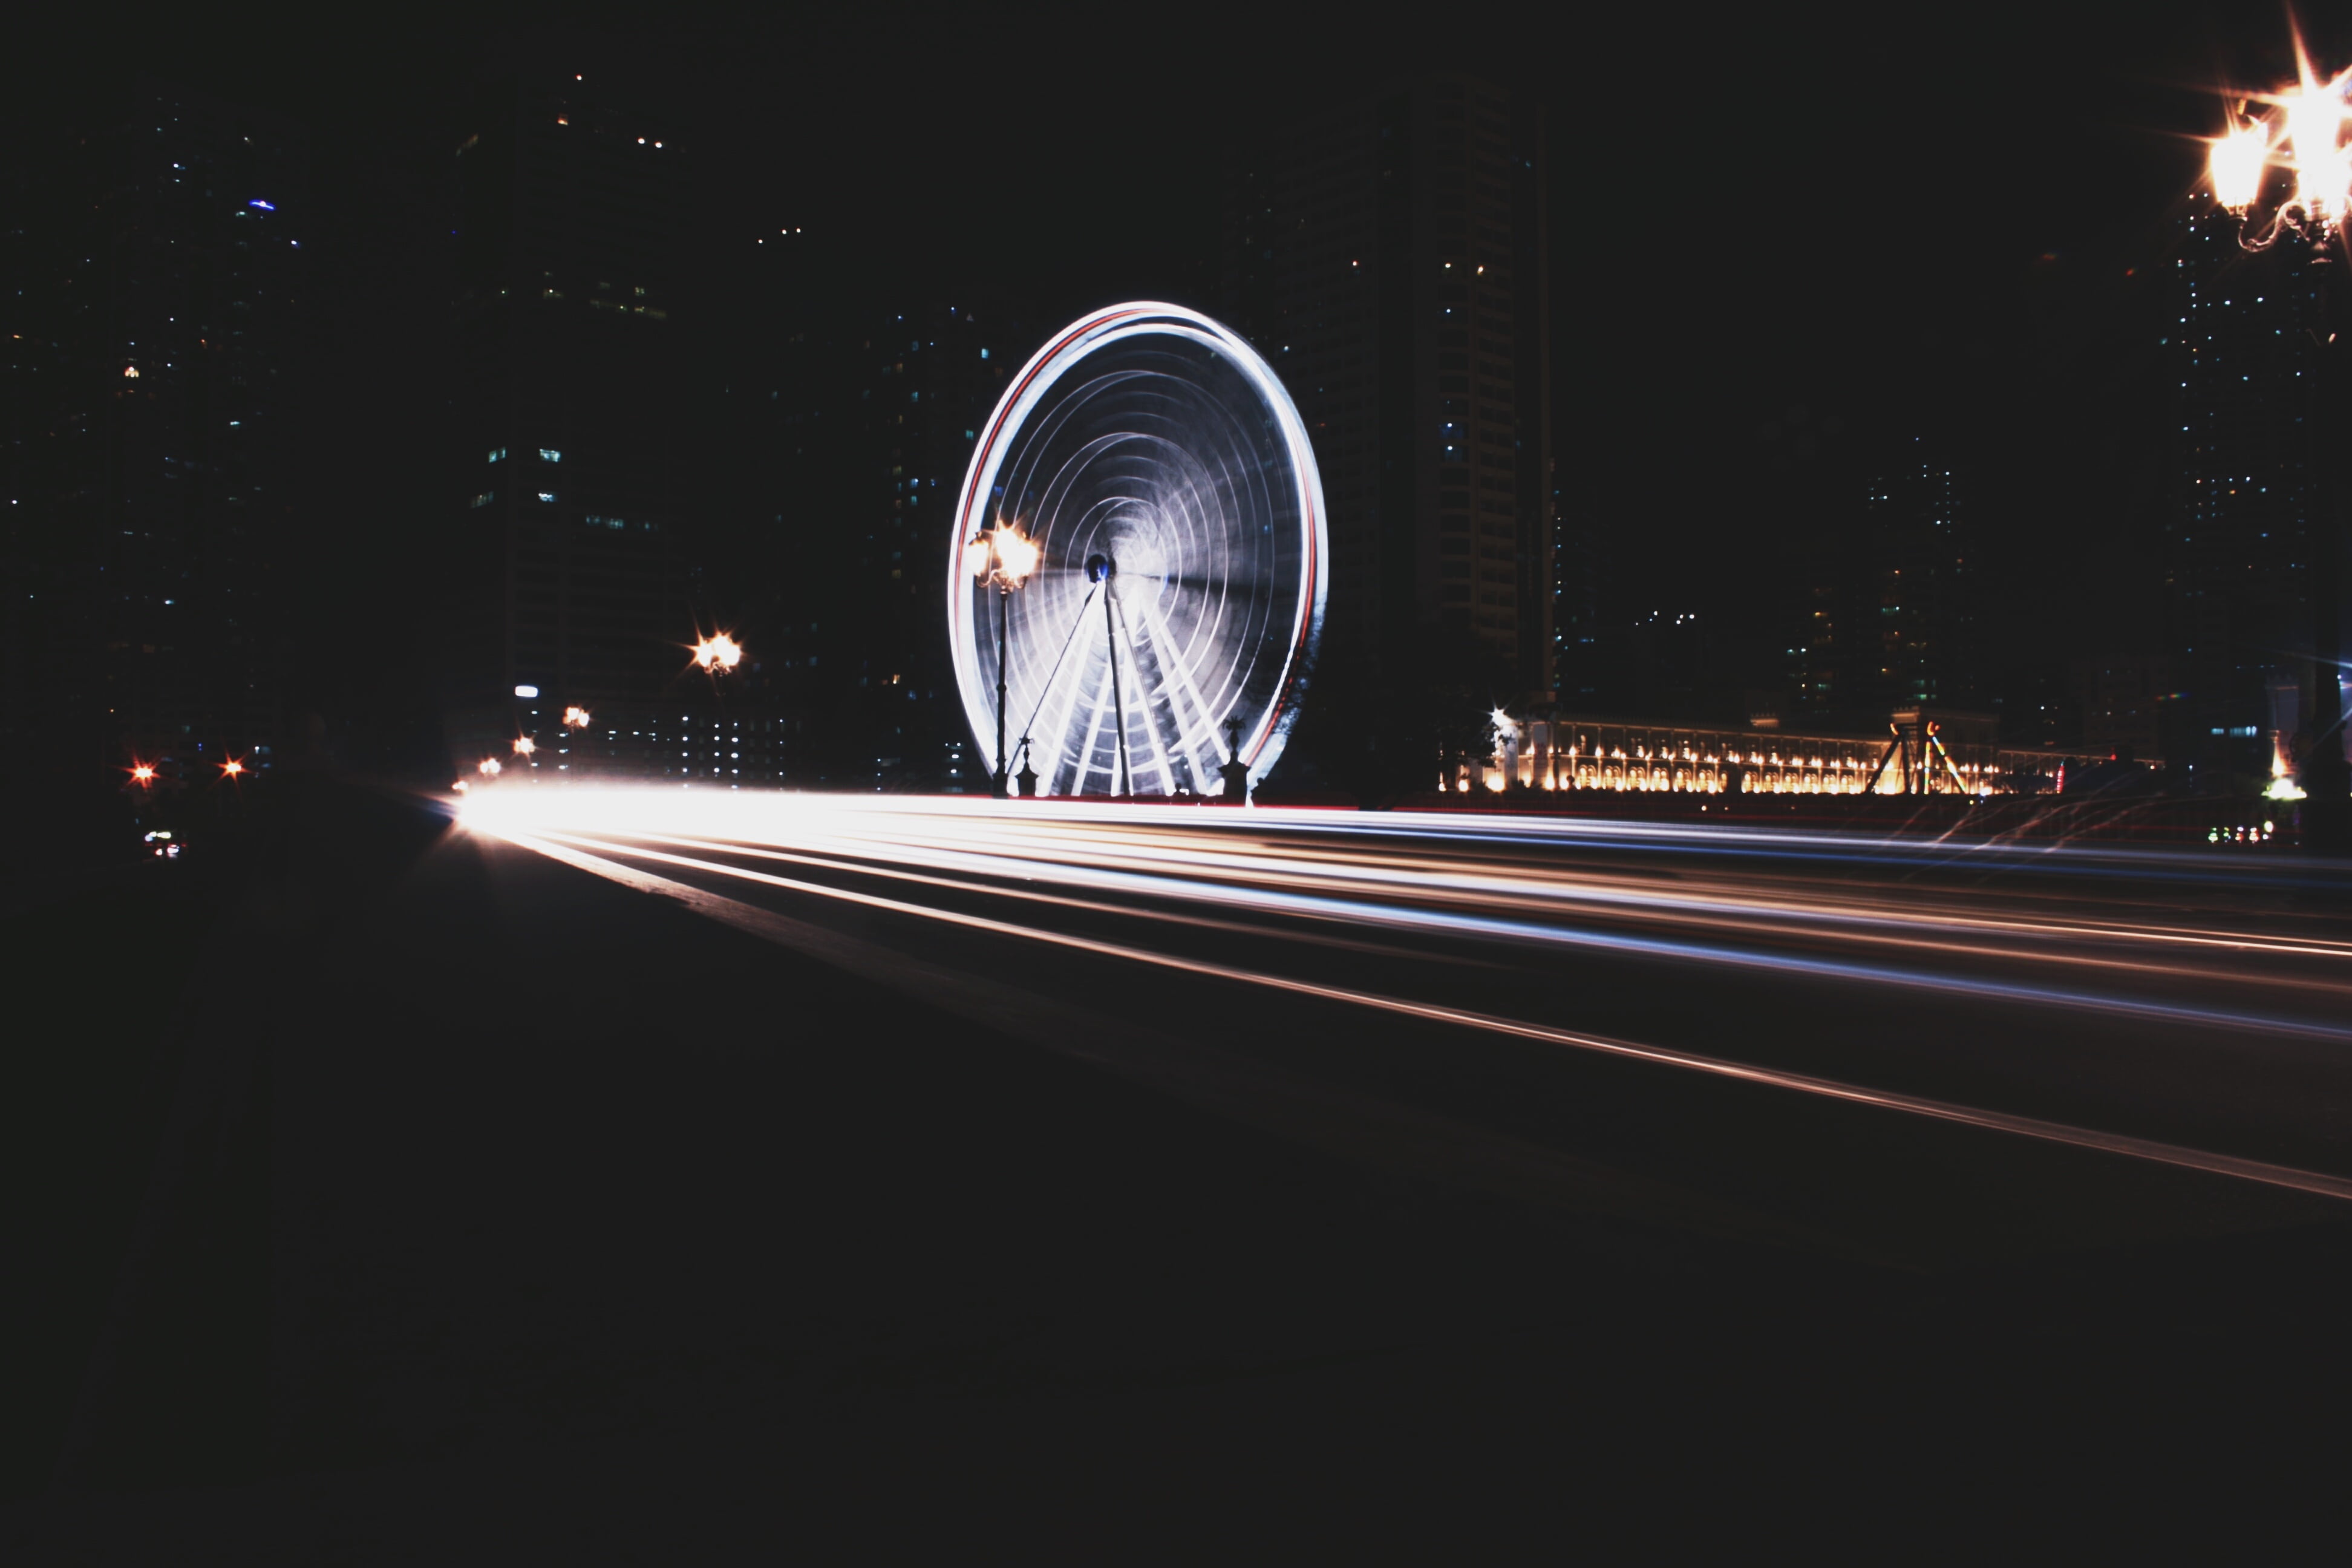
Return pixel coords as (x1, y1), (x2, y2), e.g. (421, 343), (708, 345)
(1105, 578), (1131, 797)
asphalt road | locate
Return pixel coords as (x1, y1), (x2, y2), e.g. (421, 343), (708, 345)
(469, 787), (2352, 1265)
(11, 780), (2352, 1557)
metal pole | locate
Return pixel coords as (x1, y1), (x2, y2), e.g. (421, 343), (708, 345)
(993, 582), (1010, 797)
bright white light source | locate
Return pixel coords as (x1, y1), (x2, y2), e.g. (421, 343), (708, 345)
(2289, 85), (2344, 204)
(2210, 121), (2270, 211)
(515, 684), (540, 698)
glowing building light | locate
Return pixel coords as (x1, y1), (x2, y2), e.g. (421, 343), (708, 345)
(563, 706), (592, 729)
(221, 758), (244, 777)
(513, 736), (536, 756)
(515, 684), (540, 698)
(479, 757), (503, 776)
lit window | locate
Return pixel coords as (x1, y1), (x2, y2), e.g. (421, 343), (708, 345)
(471, 491), (494, 508)
(488, 447), (506, 462)
(538, 492), (556, 503)
(539, 448), (561, 462)
(979, 348), (989, 359)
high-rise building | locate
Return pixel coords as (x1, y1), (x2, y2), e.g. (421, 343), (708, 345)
(838, 306), (1016, 791)
(1772, 434), (1973, 726)
(2162, 193), (2326, 782)
(725, 289), (1018, 790)
(2, 87), (304, 788)
(1224, 73), (1553, 709)
(449, 71), (695, 755)
(1858, 437), (1973, 713)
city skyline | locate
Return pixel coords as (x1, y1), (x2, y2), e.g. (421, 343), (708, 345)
(8, 10), (2351, 799)
(16, 13), (2352, 1543)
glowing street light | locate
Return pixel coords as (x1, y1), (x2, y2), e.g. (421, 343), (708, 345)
(969, 521), (1040, 591)
(2209, 120), (2270, 212)
(512, 736), (536, 756)
(969, 520), (1040, 795)
(562, 705), (591, 730)
(131, 763), (155, 785)
(691, 632), (743, 672)
(2205, 35), (2352, 244)
(221, 757), (244, 778)
(479, 757), (503, 776)
(2204, 24), (2352, 848)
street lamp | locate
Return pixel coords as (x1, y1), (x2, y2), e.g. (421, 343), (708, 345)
(969, 520), (1040, 795)
(2204, 42), (2352, 851)
(691, 632), (743, 672)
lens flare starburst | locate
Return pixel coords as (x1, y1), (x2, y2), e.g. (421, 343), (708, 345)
(691, 633), (743, 673)
(2209, 23), (2352, 242)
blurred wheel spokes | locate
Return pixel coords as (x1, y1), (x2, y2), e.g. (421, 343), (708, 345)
(949, 305), (1327, 798)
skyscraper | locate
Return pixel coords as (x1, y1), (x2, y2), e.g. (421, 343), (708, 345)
(2163, 192), (2324, 782)
(734, 297), (1018, 789)
(1770, 431), (1971, 727)
(1857, 436), (1972, 713)
(1224, 74), (1553, 710)
(451, 71), (693, 742)
(3, 87), (304, 788)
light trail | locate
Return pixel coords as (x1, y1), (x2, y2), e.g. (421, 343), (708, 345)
(474, 812), (2352, 1207)
(458, 789), (2352, 1037)
(457, 786), (2352, 1204)
(577, 818), (2352, 1042)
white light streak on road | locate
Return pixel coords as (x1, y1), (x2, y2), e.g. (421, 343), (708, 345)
(459, 789), (2352, 1041)
(472, 809), (2352, 1207)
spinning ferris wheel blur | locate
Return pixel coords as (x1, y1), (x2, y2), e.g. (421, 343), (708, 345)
(948, 303), (1327, 799)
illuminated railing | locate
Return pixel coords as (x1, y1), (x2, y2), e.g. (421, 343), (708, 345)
(1460, 714), (2095, 799)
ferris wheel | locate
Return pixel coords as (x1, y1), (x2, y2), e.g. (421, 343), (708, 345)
(948, 303), (1327, 799)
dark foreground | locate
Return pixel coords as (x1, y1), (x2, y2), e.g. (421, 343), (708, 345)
(5, 779), (2350, 1559)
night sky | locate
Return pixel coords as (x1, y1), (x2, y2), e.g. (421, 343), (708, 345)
(9, 3), (2337, 733)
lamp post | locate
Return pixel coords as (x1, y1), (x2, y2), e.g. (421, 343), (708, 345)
(969, 520), (1040, 796)
(2205, 47), (2352, 852)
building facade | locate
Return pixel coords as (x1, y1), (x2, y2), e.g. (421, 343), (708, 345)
(1224, 73), (1553, 704)
(450, 71), (696, 757)
(2, 88), (304, 788)
(728, 295), (1018, 791)
(2163, 192), (2325, 785)
(1772, 432), (1973, 730)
